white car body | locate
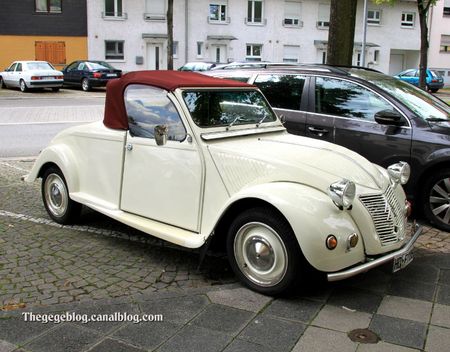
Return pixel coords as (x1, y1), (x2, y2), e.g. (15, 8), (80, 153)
(0, 60), (63, 92)
(26, 71), (421, 294)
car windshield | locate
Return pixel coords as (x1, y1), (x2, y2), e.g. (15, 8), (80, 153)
(360, 73), (450, 121)
(182, 90), (277, 128)
(87, 62), (114, 70)
(26, 62), (54, 70)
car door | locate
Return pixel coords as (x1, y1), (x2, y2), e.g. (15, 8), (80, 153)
(313, 76), (412, 167)
(398, 70), (416, 85)
(120, 84), (203, 232)
(14, 63), (24, 87)
(4, 63), (17, 86)
(251, 73), (309, 136)
(63, 62), (78, 84)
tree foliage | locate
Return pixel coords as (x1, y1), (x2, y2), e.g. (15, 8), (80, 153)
(374, 0), (437, 90)
(326, 0), (358, 66)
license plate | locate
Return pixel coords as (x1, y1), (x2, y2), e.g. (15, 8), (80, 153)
(45, 76), (55, 80)
(393, 247), (414, 273)
(107, 73), (117, 77)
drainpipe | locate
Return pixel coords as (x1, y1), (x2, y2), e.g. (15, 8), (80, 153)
(361, 0), (368, 67)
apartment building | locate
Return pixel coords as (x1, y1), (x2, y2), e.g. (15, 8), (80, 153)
(429, 0), (450, 86)
(87, 0), (421, 74)
(0, 0), (88, 70)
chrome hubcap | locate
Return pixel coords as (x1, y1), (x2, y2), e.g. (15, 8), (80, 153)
(234, 222), (288, 287)
(44, 174), (68, 217)
(82, 80), (88, 90)
(429, 177), (450, 224)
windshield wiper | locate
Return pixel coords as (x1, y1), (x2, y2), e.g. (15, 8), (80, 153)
(426, 117), (449, 122)
(256, 114), (268, 127)
(227, 115), (244, 128)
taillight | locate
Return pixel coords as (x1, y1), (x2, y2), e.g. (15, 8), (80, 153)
(432, 79), (438, 83)
(31, 76), (42, 80)
(93, 72), (102, 78)
(56, 76), (63, 79)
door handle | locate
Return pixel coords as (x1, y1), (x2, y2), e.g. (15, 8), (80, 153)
(308, 126), (329, 137)
(126, 143), (133, 151)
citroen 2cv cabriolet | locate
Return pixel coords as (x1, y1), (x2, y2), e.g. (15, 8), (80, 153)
(26, 71), (422, 294)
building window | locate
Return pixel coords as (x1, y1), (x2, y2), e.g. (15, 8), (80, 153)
(317, 3), (330, 28)
(283, 45), (300, 63)
(373, 49), (380, 64)
(35, 0), (62, 13)
(401, 12), (415, 28)
(284, 0), (302, 27)
(105, 41), (124, 60)
(440, 35), (450, 53)
(444, 0), (450, 16)
(173, 42), (178, 58)
(367, 10), (381, 25)
(247, 0), (264, 24)
(246, 44), (262, 61)
(321, 50), (327, 64)
(197, 42), (203, 57)
(144, 0), (166, 20)
(355, 51), (361, 66)
(209, 2), (228, 23)
(104, 0), (123, 17)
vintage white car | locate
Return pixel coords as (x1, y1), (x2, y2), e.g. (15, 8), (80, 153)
(0, 61), (63, 92)
(26, 71), (422, 294)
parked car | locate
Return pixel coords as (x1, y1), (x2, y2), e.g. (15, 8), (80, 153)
(25, 70), (421, 295)
(395, 68), (444, 93)
(178, 62), (217, 72)
(207, 65), (450, 231)
(62, 60), (122, 91)
(0, 61), (63, 92)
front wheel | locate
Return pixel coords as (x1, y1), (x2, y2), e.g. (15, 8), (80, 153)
(41, 167), (81, 224)
(226, 207), (302, 295)
(0, 76), (6, 88)
(19, 79), (28, 92)
(422, 169), (450, 232)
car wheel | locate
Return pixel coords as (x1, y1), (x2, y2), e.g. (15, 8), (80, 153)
(422, 169), (450, 232)
(81, 78), (91, 92)
(0, 76), (6, 88)
(41, 167), (81, 224)
(52, 87), (60, 92)
(226, 207), (302, 295)
(19, 79), (28, 92)
(430, 88), (438, 93)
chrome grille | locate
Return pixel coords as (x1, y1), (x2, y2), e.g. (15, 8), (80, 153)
(359, 186), (406, 246)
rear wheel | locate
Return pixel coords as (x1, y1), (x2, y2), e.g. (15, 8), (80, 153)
(52, 87), (60, 92)
(41, 167), (81, 224)
(81, 78), (91, 92)
(19, 79), (28, 92)
(430, 88), (438, 93)
(226, 207), (302, 295)
(422, 169), (450, 232)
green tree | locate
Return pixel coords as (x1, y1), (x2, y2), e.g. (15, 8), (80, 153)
(375, 0), (437, 90)
(326, 0), (358, 66)
(167, 0), (174, 70)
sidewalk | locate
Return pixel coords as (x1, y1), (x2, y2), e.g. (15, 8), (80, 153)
(0, 250), (449, 352)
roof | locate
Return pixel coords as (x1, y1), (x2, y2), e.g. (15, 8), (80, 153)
(103, 70), (252, 130)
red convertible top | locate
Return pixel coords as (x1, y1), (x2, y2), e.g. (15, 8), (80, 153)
(103, 70), (252, 130)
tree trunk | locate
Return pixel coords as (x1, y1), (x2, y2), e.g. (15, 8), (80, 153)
(167, 0), (174, 70)
(417, 0), (430, 90)
(326, 0), (357, 66)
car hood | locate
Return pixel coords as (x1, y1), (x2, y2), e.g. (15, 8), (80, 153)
(207, 132), (388, 195)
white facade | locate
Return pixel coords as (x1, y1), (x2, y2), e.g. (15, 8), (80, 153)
(87, 0), (421, 74)
(429, 0), (450, 86)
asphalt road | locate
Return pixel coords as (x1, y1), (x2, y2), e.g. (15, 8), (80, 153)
(0, 89), (105, 158)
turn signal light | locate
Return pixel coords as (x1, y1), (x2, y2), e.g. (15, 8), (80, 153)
(326, 235), (338, 250)
(405, 200), (412, 218)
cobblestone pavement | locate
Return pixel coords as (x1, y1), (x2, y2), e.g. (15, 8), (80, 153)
(0, 159), (449, 309)
(0, 160), (234, 308)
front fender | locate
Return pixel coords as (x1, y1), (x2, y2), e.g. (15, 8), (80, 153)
(217, 182), (365, 272)
(25, 144), (79, 193)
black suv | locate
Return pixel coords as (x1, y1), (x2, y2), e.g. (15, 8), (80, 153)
(207, 65), (450, 231)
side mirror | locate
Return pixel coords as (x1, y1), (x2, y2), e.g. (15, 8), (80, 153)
(154, 125), (168, 146)
(374, 109), (403, 126)
(278, 114), (286, 125)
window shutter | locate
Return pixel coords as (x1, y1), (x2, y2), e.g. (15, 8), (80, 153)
(285, 1), (300, 18)
(318, 3), (330, 21)
(441, 35), (450, 46)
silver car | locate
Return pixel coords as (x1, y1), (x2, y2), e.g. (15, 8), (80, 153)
(0, 61), (63, 92)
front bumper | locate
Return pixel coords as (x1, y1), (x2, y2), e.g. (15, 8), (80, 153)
(327, 223), (422, 282)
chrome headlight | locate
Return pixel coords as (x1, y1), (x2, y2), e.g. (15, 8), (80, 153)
(328, 179), (356, 210)
(387, 161), (410, 185)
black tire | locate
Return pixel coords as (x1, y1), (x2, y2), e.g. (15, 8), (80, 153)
(52, 87), (60, 92)
(226, 207), (303, 295)
(422, 168), (450, 232)
(41, 167), (81, 224)
(430, 88), (438, 93)
(81, 78), (91, 92)
(19, 79), (28, 92)
(0, 76), (6, 89)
